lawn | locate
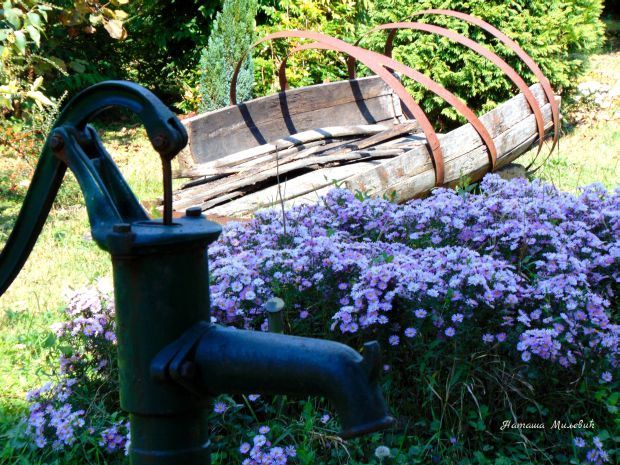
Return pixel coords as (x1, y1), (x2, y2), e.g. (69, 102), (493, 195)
(521, 51), (619, 191)
(0, 124), (165, 454)
(0, 49), (618, 464)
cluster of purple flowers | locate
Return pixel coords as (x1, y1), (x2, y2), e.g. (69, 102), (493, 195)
(26, 398), (85, 450)
(22, 175), (617, 463)
(239, 426), (296, 465)
(209, 176), (619, 376)
(50, 280), (117, 377)
(575, 436), (611, 464)
(99, 421), (130, 454)
(23, 280), (128, 455)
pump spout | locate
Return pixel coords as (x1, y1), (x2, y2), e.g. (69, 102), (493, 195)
(192, 325), (394, 439)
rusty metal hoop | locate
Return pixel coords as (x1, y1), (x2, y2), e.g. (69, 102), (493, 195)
(413, 9), (560, 153)
(276, 39), (499, 173)
(230, 30), (448, 185)
(351, 22), (546, 155)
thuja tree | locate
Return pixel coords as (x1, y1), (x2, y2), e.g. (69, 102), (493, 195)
(364, 0), (605, 129)
(253, 0), (605, 130)
(198, 0), (258, 112)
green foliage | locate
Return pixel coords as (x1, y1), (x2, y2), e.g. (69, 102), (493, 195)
(115, 0), (219, 107)
(253, 0), (605, 130)
(1, 0), (132, 169)
(365, 0), (606, 129)
(254, 0), (364, 97)
(1, 1), (57, 113)
(198, 0), (258, 112)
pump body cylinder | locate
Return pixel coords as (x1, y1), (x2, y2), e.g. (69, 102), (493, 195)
(113, 242), (213, 465)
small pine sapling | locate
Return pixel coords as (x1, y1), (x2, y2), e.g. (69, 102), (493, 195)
(198, 0), (258, 112)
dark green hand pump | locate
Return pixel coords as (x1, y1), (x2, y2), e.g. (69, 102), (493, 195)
(0, 81), (394, 464)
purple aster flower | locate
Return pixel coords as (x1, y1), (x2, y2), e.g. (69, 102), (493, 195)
(405, 327), (417, 338)
(445, 327), (456, 337)
(415, 309), (428, 319)
(258, 426), (270, 434)
(482, 333), (495, 344)
(253, 434), (267, 447)
(389, 335), (400, 346)
(213, 401), (228, 414)
(574, 437), (586, 448)
(320, 414), (330, 424)
(240, 442), (251, 454)
(600, 372), (612, 383)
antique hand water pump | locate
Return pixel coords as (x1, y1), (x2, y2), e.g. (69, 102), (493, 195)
(0, 81), (394, 464)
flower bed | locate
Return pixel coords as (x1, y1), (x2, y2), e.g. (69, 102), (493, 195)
(18, 175), (619, 464)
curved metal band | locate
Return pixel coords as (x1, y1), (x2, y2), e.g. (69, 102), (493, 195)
(373, 22), (546, 154)
(413, 9), (559, 152)
(230, 30), (447, 185)
(278, 39), (498, 172)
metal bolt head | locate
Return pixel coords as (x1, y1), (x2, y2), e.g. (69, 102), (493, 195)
(113, 223), (132, 233)
(186, 206), (203, 218)
(49, 134), (64, 151)
(152, 134), (168, 151)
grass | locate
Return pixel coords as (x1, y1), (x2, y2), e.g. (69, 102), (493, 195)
(521, 51), (620, 192)
(0, 123), (168, 456)
(0, 48), (618, 464)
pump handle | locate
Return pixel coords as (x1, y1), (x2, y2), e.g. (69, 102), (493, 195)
(0, 81), (187, 296)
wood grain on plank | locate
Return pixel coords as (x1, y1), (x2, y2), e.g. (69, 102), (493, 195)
(175, 124), (393, 178)
(207, 162), (384, 217)
(346, 96), (555, 201)
(181, 76), (403, 164)
(345, 83), (548, 196)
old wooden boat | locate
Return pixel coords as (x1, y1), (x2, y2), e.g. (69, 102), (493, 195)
(171, 13), (560, 219)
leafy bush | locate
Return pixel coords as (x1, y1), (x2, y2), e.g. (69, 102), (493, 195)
(87, 0), (219, 108)
(16, 176), (619, 464)
(198, 0), (258, 112)
(365, 0), (606, 128)
(1, 0), (131, 168)
(254, 0), (365, 98)
(254, 0), (605, 130)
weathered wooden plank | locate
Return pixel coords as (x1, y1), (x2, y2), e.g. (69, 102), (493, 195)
(314, 121), (419, 158)
(345, 83), (548, 196)
(181, 76), (402, 165)
(172, 147), (404, 211)
(175, 124), (393, 178)
(225, 121), (416, 177)
(347, 98), (555, 201)
(207, 161), (383, 217)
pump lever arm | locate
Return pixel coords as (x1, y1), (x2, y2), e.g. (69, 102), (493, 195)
(0, 81), (187, 296)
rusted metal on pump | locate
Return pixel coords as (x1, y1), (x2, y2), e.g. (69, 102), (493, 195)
(230, 30), (447, 185)
(0, 80), (395, 464)
(413, 9), (560, 153)
(357, 22), (545, 155)
(259, 31), (498, 176)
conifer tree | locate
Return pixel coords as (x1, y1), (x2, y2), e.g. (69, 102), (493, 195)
(198, 0), (257, 112)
